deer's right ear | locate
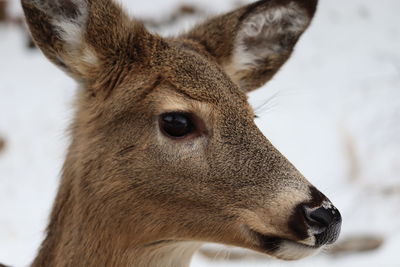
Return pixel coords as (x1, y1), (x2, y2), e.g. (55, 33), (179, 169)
(22, 0), (155, 89)
(185, 0), (318, 92)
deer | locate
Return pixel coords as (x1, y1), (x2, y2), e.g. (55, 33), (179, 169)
(7, 0), (342, 266)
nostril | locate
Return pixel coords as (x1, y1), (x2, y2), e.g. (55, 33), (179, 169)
(306, 207), (333, 228)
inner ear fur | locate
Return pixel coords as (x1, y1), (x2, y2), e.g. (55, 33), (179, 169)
(183, 0), (318, 92)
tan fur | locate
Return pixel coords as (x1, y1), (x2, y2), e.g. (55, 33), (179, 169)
(19, 0), (329, 266)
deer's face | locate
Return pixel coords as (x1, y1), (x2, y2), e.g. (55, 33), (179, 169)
(23, 0), (341, 261)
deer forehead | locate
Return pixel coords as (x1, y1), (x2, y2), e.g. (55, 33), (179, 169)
(111, 43), (254, 116)
(158, 45), (243, 98)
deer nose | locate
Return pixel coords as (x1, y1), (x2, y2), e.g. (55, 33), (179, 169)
(303, 202), (342, 246)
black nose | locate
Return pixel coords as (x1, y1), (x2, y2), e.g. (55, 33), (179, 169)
(304, 203), (342, 246)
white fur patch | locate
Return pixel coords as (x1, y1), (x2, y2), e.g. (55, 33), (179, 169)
(54, 20), (85, 47)
(299, 234), (317, 246)
(322, 200), (334, 210)
(275, 240), (321, 260)
(52, 0), (88, 45)
(53, 2), (99, 67)
(32, 0), (97, 65)
(227, 2), (309, 76)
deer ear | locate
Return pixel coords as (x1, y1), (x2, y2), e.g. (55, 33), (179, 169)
(185, 0), (318, 92)
(22, 0), (155, 88)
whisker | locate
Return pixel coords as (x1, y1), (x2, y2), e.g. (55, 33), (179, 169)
(253, 90), (282, 116)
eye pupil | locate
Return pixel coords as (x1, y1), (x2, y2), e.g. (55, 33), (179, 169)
(160, 112), (194, 138)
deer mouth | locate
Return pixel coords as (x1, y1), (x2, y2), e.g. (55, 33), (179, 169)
(251, 231), (322, 260)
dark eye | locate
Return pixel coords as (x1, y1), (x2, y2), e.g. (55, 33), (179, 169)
(159, 112), (195, 138)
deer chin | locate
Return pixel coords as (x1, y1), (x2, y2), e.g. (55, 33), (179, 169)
(253, 232), (322, 260)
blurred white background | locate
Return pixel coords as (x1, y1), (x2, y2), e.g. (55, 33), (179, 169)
(0, 0), (399, 266)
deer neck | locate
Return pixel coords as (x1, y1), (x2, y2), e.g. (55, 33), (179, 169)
(32, 156), (202, 267)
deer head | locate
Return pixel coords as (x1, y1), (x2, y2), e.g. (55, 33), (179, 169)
(21, 0), (341, 266)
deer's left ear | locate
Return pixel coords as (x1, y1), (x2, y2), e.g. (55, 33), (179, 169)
(184, 0), (318, 92)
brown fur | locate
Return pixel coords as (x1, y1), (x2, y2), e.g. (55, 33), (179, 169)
(0, 137), (5, 153)
(17, 0), (338, 266)
(0, 0), (7, 22)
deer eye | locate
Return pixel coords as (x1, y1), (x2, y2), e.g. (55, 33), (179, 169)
(159, 112), (195, 138)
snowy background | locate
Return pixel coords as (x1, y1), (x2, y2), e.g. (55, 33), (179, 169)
(0, 0), (399, 266)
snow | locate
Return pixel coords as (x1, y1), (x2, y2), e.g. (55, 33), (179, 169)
(1, 0), (399, 266)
